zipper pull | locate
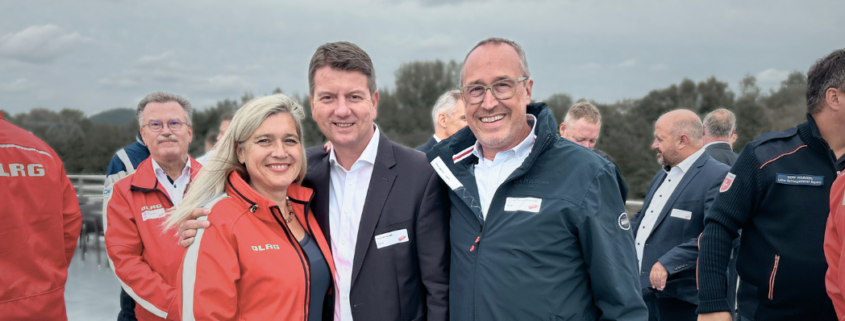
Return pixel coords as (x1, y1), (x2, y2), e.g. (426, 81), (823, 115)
(249, 204), (257, 213)
(470, 236), (481, 252)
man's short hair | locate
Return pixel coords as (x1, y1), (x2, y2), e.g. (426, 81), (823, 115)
(308, 41), (377, 96)
(221, 111), (234, 122)
(703, 108), (736, 138)
(806, 49), (845, 114)
(563, 102), (601, 126)
(461, 37), (530, 85)
(136, 91), (192, 127)
(673, 116), (703, 144)
(431, 90), (462, 128)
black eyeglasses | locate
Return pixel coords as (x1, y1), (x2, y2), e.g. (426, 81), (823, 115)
(143, 120), (186, 132)
(459, 77), (528, 104)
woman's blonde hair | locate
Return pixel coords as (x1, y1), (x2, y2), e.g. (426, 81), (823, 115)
(165, 94), (307, 230)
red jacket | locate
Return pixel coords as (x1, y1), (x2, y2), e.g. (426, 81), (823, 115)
(105, 158), (200, 321)
(0, 119), (82, 321)
(178, 171), (336, 321)
(825, 171), (845, 320)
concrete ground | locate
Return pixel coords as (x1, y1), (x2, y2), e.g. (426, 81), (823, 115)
(65, 236), (121, 321)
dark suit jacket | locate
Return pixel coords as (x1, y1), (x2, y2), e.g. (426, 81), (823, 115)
(302, 131), (450, 321)
(631, 152), (729, 305)
(415, 137), (438, 153)
(705, 142), (738, 166)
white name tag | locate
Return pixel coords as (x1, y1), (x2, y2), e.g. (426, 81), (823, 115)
(142, 208), (166, 221)
(504, 197), (542, 213)
(430, 157), (463, 190)
(670, 209), (692, 220)
(375, 229), (409, 249)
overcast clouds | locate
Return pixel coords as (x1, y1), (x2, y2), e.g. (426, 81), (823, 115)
(0, 0), (841, 115)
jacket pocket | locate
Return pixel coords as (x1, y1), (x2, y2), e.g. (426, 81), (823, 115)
(768, 254), (780, 300)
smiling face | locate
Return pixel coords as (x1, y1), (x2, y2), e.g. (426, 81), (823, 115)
(140, 101), (192, 163)
(237, 112), (302, 201)
(310, 66), (378, 153)
(561, 118), (601, 149)
(461, 43), (533, 157)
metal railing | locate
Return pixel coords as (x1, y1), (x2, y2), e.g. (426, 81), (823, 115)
(67, 174), (645, 212)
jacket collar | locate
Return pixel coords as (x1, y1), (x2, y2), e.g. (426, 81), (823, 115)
(800, 114), (833, 156)
(130, 157), (202, 203)
(136, 131), (146, 146)
(224, 170), (314, 224)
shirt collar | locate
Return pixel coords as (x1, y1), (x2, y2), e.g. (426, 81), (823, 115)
(433, 134), (441, 143)
(472, 114), (537, 160)
(664, 147), (706, 174)
(329, 125), (380, 169)
(150, 156), (191, 180)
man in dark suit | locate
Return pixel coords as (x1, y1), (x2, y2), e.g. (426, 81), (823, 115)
(631, 109), (730, 321)
(416, 90), (466, 153)
(302, 41), (449, 321)
(703, 108), (739, 166)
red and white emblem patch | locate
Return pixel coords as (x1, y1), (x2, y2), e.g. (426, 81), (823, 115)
(720, 172), (736, 193)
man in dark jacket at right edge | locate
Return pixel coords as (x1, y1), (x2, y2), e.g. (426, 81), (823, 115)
(428, 37), (646, 320)
(697, 49), (845, 321)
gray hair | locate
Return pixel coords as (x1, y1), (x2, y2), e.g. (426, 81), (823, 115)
(136, 91), (193, 127)
(563, 102), (602, 126)
(673, 117), (703, 145)
(703, 108), (736, 138)
(165, 94), (306, 230)
(430, 90), (462, 129)
(460, 37), (530, 85)
(806, 49), (845, 114)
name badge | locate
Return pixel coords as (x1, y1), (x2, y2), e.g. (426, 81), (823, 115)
(776, 173), (824, 186)
(142, 208), (166, 221)
(504, 197), (542, 213)
(375, 229), (409, 249)
(430, 157), (463, 191)
(670, 209), (692, 220)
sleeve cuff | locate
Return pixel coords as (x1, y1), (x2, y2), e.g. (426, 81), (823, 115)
(696, 299), (731, 314)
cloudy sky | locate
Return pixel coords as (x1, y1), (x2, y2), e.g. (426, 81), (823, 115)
(0, 0), (841, 115)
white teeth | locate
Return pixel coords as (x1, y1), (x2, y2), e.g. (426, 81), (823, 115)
(268, 165), (289, 169)
(480, 115), (504, 123)
(336, 123), (353, 128)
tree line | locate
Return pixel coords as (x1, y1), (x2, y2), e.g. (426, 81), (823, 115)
(1, 60), (807, 198)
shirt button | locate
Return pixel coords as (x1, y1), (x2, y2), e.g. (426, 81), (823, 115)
(637, 243), (641, 245)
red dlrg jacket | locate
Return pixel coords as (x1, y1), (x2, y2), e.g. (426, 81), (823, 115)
(0, 119), (82, 321)
(105, 158), (200, 320)
(825, 172), (845, 320)
(178, 171), (336, 321)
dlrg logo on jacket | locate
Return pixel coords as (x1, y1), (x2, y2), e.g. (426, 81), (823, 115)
(141, 204), (165, 221)
(0, 163), (45, 177)
(252, 244), (280, 251)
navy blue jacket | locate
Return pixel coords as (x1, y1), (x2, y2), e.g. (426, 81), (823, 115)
(416, 136), (438, 153)
(632, 151), (729, 304)
(698, 114), (842, 320)
(427, 103), (647, 321)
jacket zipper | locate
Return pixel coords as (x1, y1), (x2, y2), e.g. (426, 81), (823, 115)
(272, 205), (311, 321)
(768, 254), (780, 300)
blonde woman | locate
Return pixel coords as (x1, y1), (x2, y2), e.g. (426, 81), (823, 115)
(166, 94), (334, 321)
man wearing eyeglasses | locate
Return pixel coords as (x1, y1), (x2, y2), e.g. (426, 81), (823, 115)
(105, 92), (200, 321)
(426, 38), (646, 320)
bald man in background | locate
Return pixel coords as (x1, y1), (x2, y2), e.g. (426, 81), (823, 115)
(631, 109), (730, 321)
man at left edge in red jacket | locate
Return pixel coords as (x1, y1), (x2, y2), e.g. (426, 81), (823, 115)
(825, 171), (845, 319)
(105, 92), (200, 321)
(0, 112), (83, 321)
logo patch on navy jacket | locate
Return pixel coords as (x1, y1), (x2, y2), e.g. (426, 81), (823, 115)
(776, 173), (824, 186)
(720, 172), (736, 193)
(618, 212), (630, 230)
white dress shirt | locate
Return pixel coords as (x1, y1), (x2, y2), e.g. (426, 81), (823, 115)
(635, 147), (706, 270)
(150, 158), (192, 205)
(473, 115), (537, 219)
(329, 127), (380, 321)
(433, 134), (441, 143)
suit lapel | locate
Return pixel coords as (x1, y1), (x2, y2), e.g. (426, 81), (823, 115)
(306, 152), (332, 245)
(651, 155), (707, 232)
(351, 133), (397, 288)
